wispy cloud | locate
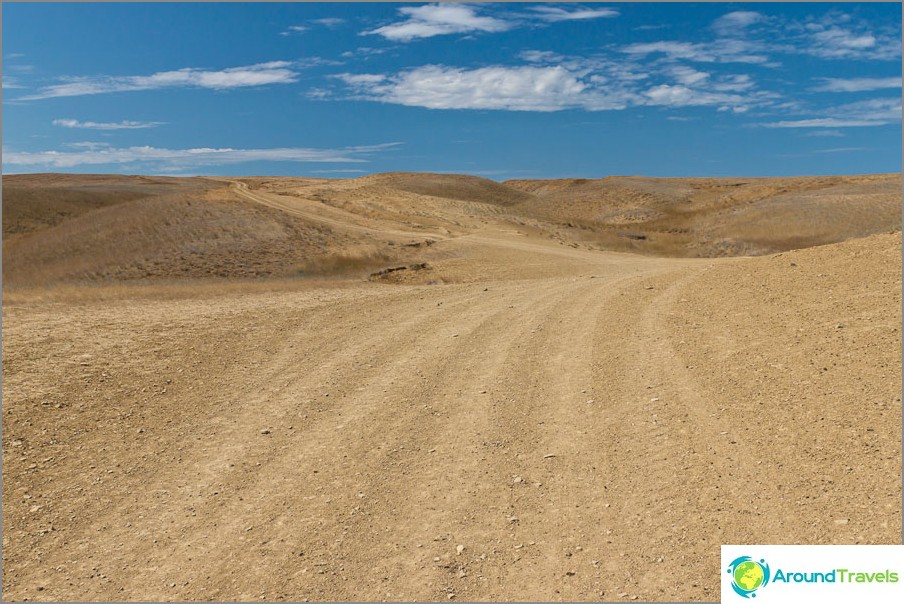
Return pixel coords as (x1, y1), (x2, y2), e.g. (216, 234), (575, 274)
(801, 21), (900, 60)
(762, 96), (902, 128)
(280, 17), (345, 36)
(529, 5), (619, 22)
(631, 10), (900, 68)
(365, 3), (510, 41)
(712, 11), (765, 36)
(363, 3), (623, 42)
(312, 18), (345, 28)
(53, 118), (165, 130)
(621, 39), (772, 65)
(812, 76), (902, 92)
(642, 84), (748, 110)
(763, 118), (890, 129)
(761, 97), (901, 128)
(280, 25), (309, 36)
(803, 130), (845, 137)
(19, 61), (299, 100)
(2, 75), (26, 89)
(812, 146), (866, 153)
(3, 142), (401, 170)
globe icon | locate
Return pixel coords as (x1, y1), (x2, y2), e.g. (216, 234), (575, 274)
(733, 560), (765, 592)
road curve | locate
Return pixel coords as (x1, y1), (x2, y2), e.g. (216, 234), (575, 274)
(2, 226), (899, 601)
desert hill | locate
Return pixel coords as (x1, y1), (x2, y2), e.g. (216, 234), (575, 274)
(504, 173), (902, 255)
(1, 171), (900, 288)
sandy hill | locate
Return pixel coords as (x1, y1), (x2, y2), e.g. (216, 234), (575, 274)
(504, 173), (902, 256)
(2, 175), (384, 288)
(2, 171), (900, 288)
(357, 172), (534, 206)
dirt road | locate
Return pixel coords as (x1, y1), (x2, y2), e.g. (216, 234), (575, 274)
(2, 222), (900, 601)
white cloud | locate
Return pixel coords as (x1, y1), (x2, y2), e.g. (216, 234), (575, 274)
(520, 50), (566, 64)
(280, 25), (309, 36)
(338, 64), (621, 111)
(621, 39), (771, 64)
(282, 18), (344, 36)
(668, 65), (709, 86)
(530, 5), (619, 22)
(812, 76), (902, 92)
(312, 18), (345, 28)
(52, 118), (164, 130)
(336, 62), (765, 113)
(642, 84), (744, 109)
(365, 3), (510, 41)
(711, 74), (755, 92)
(803, 130), (845, 137)
(20, 61), (299, 100)
(808, 27), (875, 58)
(762, 118), (889, 128)
(831, 97), (902, 121)
(2, 75), (25, 89)
(799, 19), (901, 60)
(812, 146), (865, 153)
(712, 11), (764, 36)
(3, 143), (401, 170)
(633, 11), (900, 67)
(761, 95), (901, 128)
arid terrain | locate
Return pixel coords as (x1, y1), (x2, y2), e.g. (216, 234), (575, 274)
(2, 172), (901, 602)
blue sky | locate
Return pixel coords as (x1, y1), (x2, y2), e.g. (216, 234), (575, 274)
(2, 2), (901, 179)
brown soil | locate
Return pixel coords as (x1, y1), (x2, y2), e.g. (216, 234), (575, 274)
(2, 172), (901, 601)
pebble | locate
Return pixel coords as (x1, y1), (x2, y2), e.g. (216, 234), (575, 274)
(513, 476), (523, 484)
(834, 518), (849, 525)
(456, 544), (464, 555)
(507, 515), (519, 523)
(260, 429), (271, 435)
(543, 454), (556, 459)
